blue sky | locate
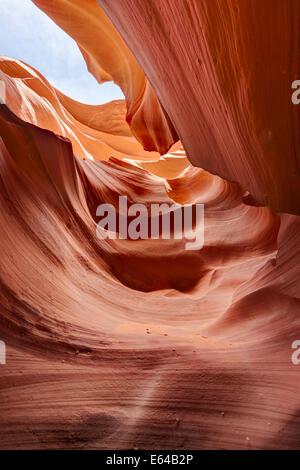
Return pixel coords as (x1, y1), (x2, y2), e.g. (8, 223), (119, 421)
(0, 0), (124, 104)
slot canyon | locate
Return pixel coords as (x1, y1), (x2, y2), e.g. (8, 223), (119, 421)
(0, 0), (299, 450)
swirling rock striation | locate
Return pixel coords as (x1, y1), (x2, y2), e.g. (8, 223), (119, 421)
(0, 0), (299, 450)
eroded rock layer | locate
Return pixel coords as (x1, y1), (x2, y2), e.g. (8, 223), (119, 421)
(98, 0), (300, 215)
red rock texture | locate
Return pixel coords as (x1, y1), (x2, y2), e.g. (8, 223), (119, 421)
(0, 0), (299, 450)
(99, 0), (300, 215)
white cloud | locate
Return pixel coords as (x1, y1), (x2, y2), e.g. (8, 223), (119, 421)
(0, 0), (124, 104)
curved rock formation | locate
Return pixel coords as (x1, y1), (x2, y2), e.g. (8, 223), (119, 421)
(0, 0), (299, 450)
